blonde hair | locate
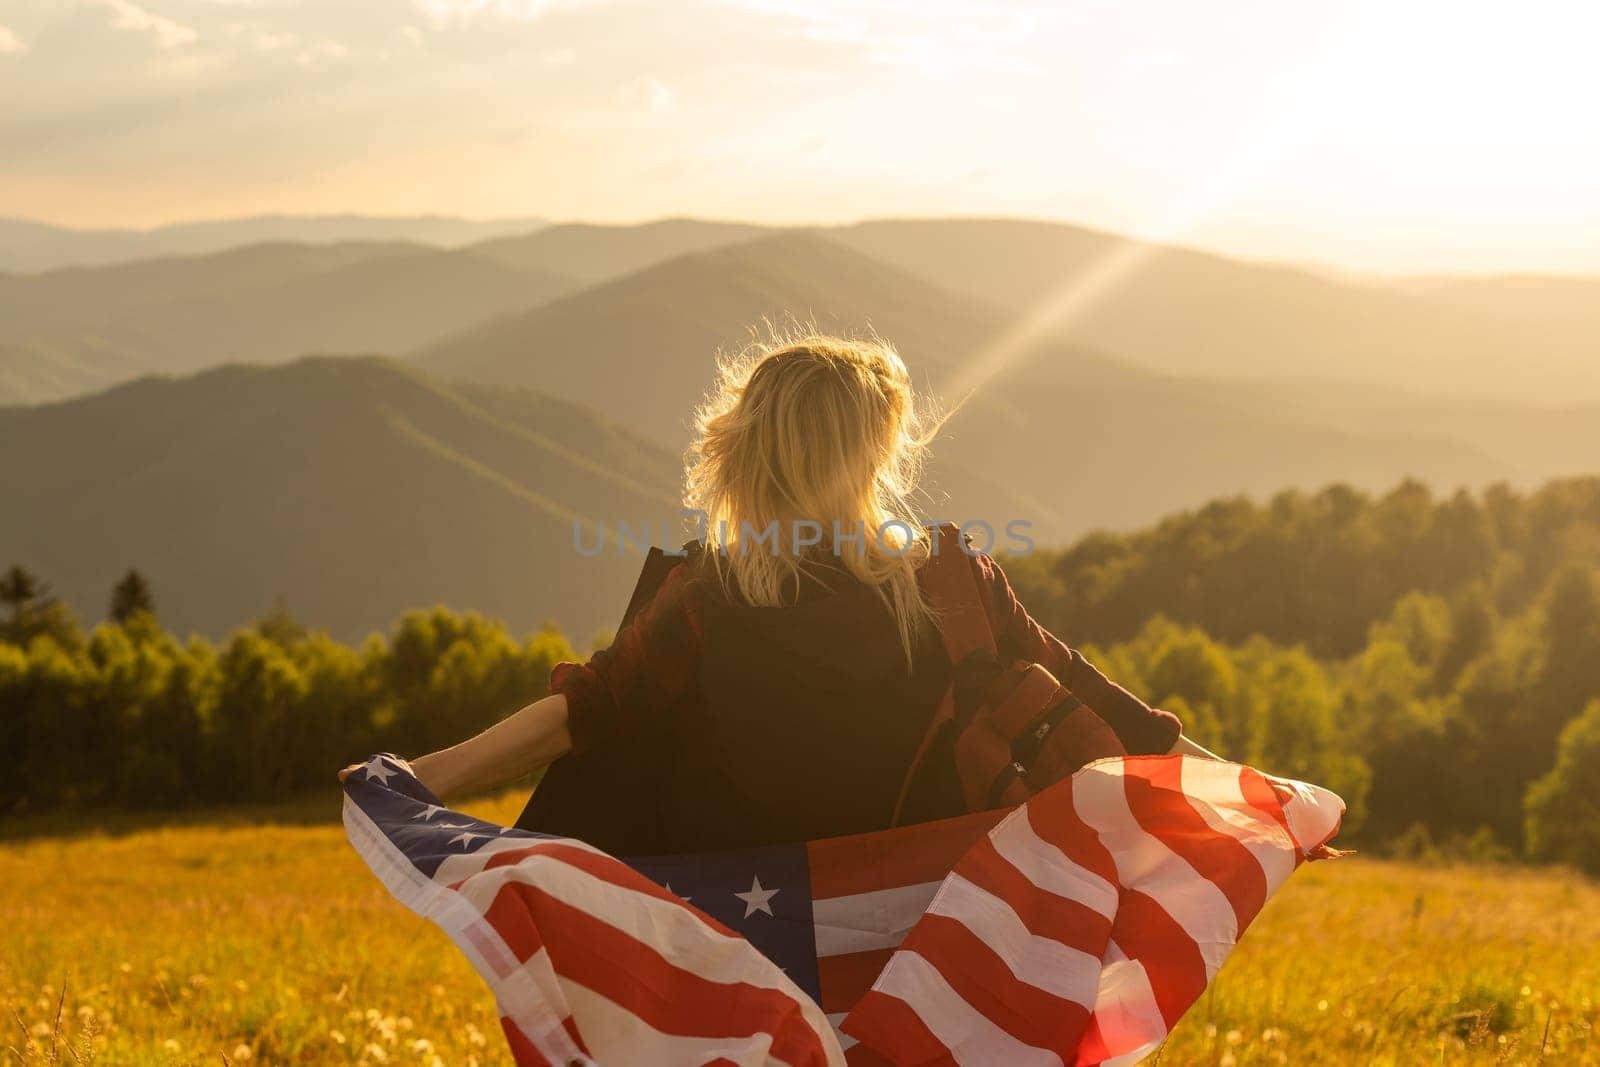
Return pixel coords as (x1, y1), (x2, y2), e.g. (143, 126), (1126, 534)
(685, 330), (943, 665)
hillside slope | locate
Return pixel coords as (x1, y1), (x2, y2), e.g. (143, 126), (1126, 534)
(0, 357), (679, 640)
(0, 245), (574, 404)
(469, 218), (771, 284)
(830, 218), (1600, 405)
(416, 232), (1532, 540)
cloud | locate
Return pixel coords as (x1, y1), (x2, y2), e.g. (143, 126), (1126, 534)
(100, 0), (198, 48)
(615, 75), (679, 115)
(0, 24), (27, 54)
(411, 0), (596, 27)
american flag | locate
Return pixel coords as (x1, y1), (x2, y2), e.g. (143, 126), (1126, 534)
(343, 753), (1345, 1066)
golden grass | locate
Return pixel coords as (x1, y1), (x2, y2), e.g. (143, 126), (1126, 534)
(2, 791), (1596, 1065)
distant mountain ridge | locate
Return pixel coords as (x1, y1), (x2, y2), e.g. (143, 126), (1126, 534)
(416, 229), (1596, 543)
(0, 242), (575, 404)
(0, 214), (548, 272)
(829, 217), (1600, 405)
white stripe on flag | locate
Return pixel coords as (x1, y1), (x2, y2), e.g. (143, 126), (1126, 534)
(1073, 763), (1242, 980)
(989, 808), (1119, 920)
(1177, 760), (1296, 893)
(452, 856), (827, 1012)
(1085, 940), (1166, 1067)
(813, 880), (942, 957)
(562, 978), (829, 1067)
(872, 951), (1065, 1067)
(926, 873), (1103, 1002)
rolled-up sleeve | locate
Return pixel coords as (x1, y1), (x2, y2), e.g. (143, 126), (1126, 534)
(549, 563), (703, 755)
(972, 552), (1183, 755)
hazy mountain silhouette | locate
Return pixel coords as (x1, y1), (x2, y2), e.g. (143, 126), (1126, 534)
(470, 218), (771, 284)
(0, 244), (574, 404)
(0, 356), (678, 641)
(829, 218), (1600, 405)
(416, 230), (1553, 542)
(0, 214), (547, 272)
(4, 216), (1597, 640)
(418, 230), (1145, 439)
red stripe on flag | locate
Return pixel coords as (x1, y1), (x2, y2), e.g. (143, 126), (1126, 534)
(486, 880), (832, 1064)
(1020, 786), (1121, 887)
(817, 949), (895, 1014)
(807, 809), (1005, 899)
(898, 916), (1096, 1053)
(957, 835), (1114, 958)
(474, 840), (741, 938)
(843, 989), (962, 1066)
(1110, 888), (1209, 1030)
(1121, 759), (1269, 929)
(1237, 765), (1304, 864)
(482, 881), (546, 961)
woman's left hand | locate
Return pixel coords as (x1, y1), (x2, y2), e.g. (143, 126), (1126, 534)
(338, 756), (413, 784)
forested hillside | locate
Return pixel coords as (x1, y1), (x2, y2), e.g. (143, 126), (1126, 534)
(0, 356), (678, 641)
(5, 476), (1596, 875)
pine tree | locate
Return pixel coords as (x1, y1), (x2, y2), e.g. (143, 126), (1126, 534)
(0, 565), (44, 622)
(110, 569), (156, 623)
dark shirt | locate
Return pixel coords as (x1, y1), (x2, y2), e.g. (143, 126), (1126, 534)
(545, 549), (1182, 853)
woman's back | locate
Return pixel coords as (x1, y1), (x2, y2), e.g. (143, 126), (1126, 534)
(520, 541), (1180, 854)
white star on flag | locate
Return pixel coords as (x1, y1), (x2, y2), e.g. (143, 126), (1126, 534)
(734, 875), (779, 918)
(359, 756), (397, 786)
(448, 830), (486, 849)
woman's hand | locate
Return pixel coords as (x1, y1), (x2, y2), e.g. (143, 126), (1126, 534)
(337, 755), (414, 784)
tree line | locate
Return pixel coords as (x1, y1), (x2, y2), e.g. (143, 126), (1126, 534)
(0, 567), (574, 811)
(2, 475), (1597, 874)
(1007, 476), (1600, 874)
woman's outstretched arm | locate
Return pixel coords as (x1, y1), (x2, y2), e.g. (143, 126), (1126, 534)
(1168, 732), (1224, 760)
(338, 693), (573, 802)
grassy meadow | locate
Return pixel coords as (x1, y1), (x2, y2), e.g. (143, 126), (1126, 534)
(3, 790), (1596, 1066)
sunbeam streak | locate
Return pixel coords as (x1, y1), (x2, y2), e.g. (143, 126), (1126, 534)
(940, 15), (1388, 407)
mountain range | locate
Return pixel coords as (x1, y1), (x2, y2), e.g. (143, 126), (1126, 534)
(0, 357), (676, 641)
(2, 214), (1597, 639)
(0, 215), (547, 273)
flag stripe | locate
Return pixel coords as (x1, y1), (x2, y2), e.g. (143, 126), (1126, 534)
(1074, 764), (1243, 980)
(855, 951), (1065, 1066)
(813, 881), (941, 957)
(843, 991), (959, 1066)
(807, 810), (1004, 899)
(1121, 758), (1269, 933)
(925, 874), (1104, 1004)
(956, 835), (1114, 958)
(818, 950), (896, 1014)
(897, 915), (1094, 1053)
(1176, 759), (1297, 894)
(485, 879), (836, 1054)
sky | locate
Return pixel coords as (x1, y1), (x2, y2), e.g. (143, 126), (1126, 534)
(2, 0), (1599, 274)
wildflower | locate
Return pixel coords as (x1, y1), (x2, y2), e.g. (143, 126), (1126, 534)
(232, 1043), (253, 1060)
(330, 1030), (347, 1045)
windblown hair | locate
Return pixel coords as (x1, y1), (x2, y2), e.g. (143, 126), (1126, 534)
(685, 330), (944, 665)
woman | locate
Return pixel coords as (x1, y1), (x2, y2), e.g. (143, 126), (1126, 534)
(340, 334), (1219, 852)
